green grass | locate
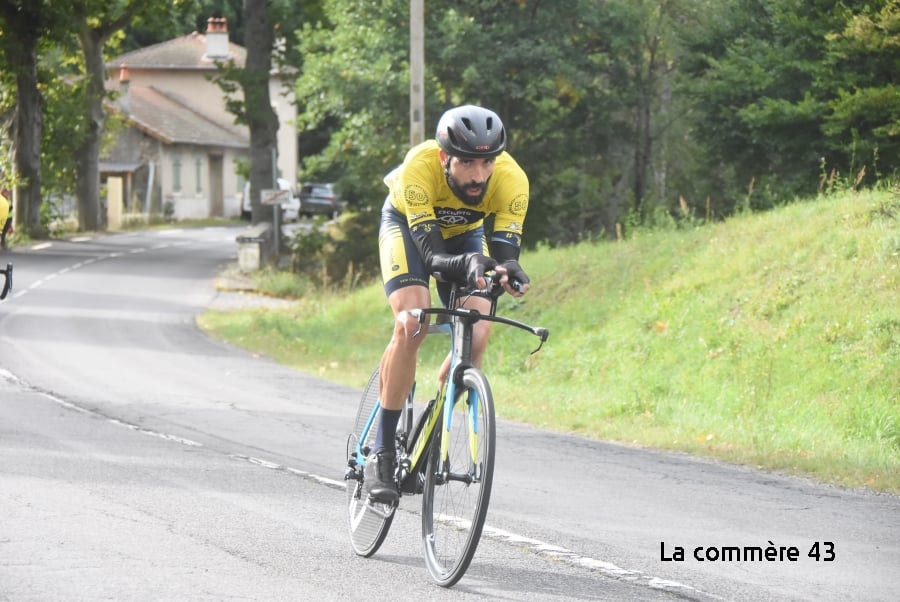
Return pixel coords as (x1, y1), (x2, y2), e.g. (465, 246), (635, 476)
(198, 189), (900, 494)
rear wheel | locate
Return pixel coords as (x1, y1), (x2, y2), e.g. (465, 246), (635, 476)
(346, 368), (395, 556)
(421, 368), (496, 587)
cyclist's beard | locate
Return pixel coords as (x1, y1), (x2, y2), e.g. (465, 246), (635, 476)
(447, 172), (489, 207)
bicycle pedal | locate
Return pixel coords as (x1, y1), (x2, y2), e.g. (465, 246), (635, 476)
(365, 499), (397, 518)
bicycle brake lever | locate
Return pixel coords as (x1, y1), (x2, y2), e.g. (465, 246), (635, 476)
(409, 308), (426, 337)
(530, 327), (549, 354)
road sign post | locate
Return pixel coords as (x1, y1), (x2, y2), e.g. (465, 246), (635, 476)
(261, 189), (291, 257)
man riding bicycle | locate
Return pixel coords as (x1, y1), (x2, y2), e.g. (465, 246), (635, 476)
(1, 187), (12, 250)
(366, 104), (531, 504)
(0, 186), (13, 299)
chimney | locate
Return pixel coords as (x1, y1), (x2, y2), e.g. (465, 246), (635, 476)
(204, 17), (230, 60)
(118, 64), (131, 115)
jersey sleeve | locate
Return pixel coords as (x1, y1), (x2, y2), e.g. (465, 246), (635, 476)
(489, 158), (529, 249)
(388, 143), (441, 231)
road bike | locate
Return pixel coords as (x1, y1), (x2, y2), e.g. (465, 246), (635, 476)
(344, 276), (548, 587)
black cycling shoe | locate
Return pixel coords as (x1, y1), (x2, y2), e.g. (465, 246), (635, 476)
(364, 451), (399, 504)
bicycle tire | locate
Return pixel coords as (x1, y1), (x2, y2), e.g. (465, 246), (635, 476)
(346, 368), (395, 557)
(421, 367), (496, 587)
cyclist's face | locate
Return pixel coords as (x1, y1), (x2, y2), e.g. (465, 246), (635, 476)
(442, 152), (495, 206)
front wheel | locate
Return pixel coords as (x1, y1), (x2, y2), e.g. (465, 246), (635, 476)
(421, 368), (496, 587)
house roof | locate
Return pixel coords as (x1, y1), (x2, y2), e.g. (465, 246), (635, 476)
(109, 85), (249, 148)
(110, 31), (246, 70)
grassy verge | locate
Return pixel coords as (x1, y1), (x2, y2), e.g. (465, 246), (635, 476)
(198, 189), (899, 494)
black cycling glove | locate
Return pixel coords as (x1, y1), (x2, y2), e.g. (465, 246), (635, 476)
(501, 259), (530, 291)
(430, 251), (496, 288)
(466, 253), (498, 289)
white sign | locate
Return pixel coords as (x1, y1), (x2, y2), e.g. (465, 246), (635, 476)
(261, 189), (291, 205)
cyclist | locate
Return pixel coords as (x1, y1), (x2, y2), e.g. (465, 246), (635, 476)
(366, 105), (531, 504)
(1, 187), (11, 250)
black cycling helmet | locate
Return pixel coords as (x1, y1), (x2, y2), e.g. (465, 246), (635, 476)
(435, 105), (507, 159)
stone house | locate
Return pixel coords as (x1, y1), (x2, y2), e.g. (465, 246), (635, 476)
(102, 18), (297, 220)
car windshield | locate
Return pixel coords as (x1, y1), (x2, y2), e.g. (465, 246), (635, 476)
(303, 185), (331, 196)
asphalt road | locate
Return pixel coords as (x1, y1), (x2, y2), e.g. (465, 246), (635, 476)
(0, 226), (896, 601)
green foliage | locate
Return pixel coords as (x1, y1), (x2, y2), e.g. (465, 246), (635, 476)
(202, 189), (900, 493)
(678, 0), (899, 208)
(293, 0), (684, 242)
(39, 45), (89, 199)
(293, 0), (409, 204)
(286, 211), (380, 289)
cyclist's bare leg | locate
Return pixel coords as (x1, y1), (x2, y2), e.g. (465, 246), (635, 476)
(379, 284), (432, 411)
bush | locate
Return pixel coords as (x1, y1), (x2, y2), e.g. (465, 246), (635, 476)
(287, 210), (380, 289)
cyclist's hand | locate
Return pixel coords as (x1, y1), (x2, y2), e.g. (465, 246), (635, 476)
(465, 253), (498, 290)
(498, 260), (530, 297)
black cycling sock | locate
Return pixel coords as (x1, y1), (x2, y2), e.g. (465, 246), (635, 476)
(374, 407), (402, 455)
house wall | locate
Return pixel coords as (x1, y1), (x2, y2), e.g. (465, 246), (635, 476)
(158, 143), (248, 220)
(103, 126), (248, 220)
(270, 78), (297, 186)
(108, 68), (297, 191)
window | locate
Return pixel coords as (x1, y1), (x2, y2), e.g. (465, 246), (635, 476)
(195, 156), (203, 193)
(172, 155), (182, 192)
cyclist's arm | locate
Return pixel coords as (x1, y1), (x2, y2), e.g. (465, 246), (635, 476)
(410, 221), (471, 282)
(489, 204), (530, 295)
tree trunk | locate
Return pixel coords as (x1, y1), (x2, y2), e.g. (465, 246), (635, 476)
(14, 48), (45, 238)
(0, 2), (45, 238)
(75, 27), (107, 231)
(243, 0), (279, 225)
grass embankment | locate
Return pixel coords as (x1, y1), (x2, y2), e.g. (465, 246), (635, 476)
(198, 190), (900, 494)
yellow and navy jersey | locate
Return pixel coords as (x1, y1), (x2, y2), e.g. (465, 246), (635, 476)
(0, 192), (9, 226)
(385, 140), (529, 247)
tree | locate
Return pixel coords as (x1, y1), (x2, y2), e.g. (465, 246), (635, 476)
(237, 0), (280, 224)
(821, 0), (900, 183)
(676, 0), (897, 210)
(293, 0), (411, 206)
(210, 0), (319, 224)
(0, 0), (54, 237)
(66, 0), (199, 232)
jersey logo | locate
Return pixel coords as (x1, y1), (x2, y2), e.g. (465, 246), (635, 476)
(404, 183), (429, 206)
(435, 206), (483, 227)
(509, 193), (528, 216)
(439, 214), (468, 225)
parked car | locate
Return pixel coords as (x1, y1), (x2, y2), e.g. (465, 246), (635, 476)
(241, 178), (300, 222)
(298, 183), (346, 219)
